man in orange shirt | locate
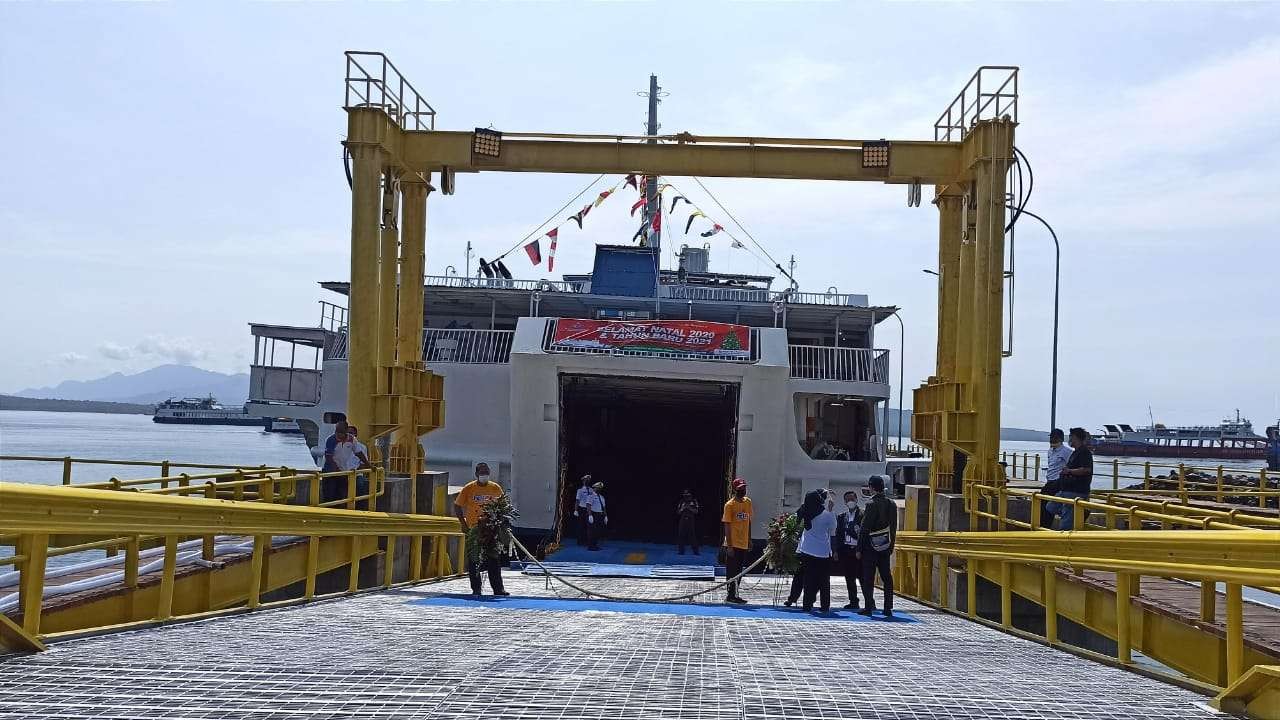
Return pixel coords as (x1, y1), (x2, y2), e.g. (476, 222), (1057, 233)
(454, 462), (509, 597)
(721, 477), (753, 605)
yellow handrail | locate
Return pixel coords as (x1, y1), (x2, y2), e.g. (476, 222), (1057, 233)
(0, 481), (461, 650)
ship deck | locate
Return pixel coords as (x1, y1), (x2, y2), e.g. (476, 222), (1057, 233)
(0, 574), (1222, 719)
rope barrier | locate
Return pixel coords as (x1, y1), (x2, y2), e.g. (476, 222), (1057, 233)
(509, 535), (774, 604)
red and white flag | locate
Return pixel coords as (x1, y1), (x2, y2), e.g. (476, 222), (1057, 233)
(523, 239), (542, 265)
(547, 228), (559, 272)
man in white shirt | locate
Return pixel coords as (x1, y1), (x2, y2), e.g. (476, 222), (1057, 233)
(1041, 428), (1072, 528)
(585, 481), (607, 551)
(343, 425), (372, 508)
(573, 475), (592, 545)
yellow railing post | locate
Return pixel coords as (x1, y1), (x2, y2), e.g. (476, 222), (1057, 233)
(966, 559), (977, 617)
(1217, 466), (1225, 504)
(247, 534), (267, 609)
(997, 487), (1008, 531)
(347, 471), (357, 510)
(383, 535), (396, 588)
(938, 554), (950, 610)
(310, 472), (322, 507)
(17, 533), (49, 637)
(1029, 492), (1041, 531)
(1072, 498), (1085, 531)
(61, 457), (72, 486)
(410, 535), (424, 582)
(1044, 565), (1058, 643)
(304, 533), (319, 600)
(203, 482), (217, 560)
(1226, 582), (1244, 683)
(348, 535), (362, 592)
(121, 536), (140, 590)
(156, 535), (178, 621)
(1143, 461), (1151, 490)
(1112, 459), (1119, 491)
(1116, 572), (1132, 663)
(260, 477), (274, 505)
(1200, 580), (1216, 623)
(999, 561), (1012, 628)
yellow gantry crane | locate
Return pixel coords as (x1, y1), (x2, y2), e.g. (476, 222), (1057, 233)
(342, 53), (1016, 502)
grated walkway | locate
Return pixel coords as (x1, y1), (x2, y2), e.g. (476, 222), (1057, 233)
(0, 574), (1223, 719)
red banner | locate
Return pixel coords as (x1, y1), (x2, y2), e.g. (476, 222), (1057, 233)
(551, 319), (750, 358)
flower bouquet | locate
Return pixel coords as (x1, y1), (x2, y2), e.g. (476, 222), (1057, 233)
(765, 512), (801, 574)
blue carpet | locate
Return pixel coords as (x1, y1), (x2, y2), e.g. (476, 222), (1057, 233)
(412, 595), (917, 622)
(518, 562), (715, 580)
(546, 540), (715, 567)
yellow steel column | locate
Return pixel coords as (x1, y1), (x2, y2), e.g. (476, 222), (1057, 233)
(1226, 582), (1244, 683)
(1116, 572), (1132, 663)
(17, 533), (48, 637)
(966, 119), (1013, 485)
(392, 176), (432, 474)
(378, 171), (399, 372)
(345, 143), (385, 438)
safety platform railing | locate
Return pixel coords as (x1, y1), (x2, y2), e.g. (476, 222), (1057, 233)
(892, 529), (1280, 695)
(422, 328), (515, 364)
(0, 481), (462, 651)
(999, 451), (1277, 506)
(344, 51), (435, 131)
(788, 345), (889, 383)
(933, 66), (1019, 141)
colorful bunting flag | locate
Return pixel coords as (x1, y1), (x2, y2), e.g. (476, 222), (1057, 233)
(632, 222), (647, 245)
(631, 197), (646, 216)
(652, 207), (662, 234)
(568, 202), (592, 229)
(547, 228), (558, 272)
(625, 174), (638, 189)
(685, 210), (706, 235)
(523, 239), (542, 265)
(700, 223), (724, 238)
(669, 195), (690, 213)
(593, 189), (614, 208)
(731, 238), (746, 250)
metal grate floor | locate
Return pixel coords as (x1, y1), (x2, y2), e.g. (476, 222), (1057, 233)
(0, 575), (1223, 719)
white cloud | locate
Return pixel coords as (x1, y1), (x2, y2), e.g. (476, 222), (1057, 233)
(98, 342), (132, 360)
(134, 336), (210, 365)
(59, 351), (87, 364)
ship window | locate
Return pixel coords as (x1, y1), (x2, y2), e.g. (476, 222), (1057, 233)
(794, 393), (880, 462)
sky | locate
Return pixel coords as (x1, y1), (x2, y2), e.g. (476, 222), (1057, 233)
(1, 3), (1277, 430)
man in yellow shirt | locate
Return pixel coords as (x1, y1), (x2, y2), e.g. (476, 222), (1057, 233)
(454, 462), (509, 597)
(721, 477), (753, 605)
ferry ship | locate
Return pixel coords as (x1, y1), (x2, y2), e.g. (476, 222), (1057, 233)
(243, 243), (919, 548)
(153, 396), (265, 427)
(1091, 411), (1275, 460)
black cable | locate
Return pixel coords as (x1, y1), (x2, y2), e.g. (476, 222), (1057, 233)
(343, 147), (353, 189)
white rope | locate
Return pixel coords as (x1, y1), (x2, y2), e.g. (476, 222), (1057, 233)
(509, 536), (772, 604)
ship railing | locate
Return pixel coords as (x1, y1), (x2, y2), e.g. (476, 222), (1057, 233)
(319, 301), (348, 333)
(0, 476), (459, 649)
(424, 274), (585, 293)
(344, 51), (435, 131)
(422, 328), (514, 364)
(999, 451), (1276, 505)
(933, 66), (1019, 141)
(892, 522), (1280, 693)
(326, 330), (349, 361)
(788, 345), (890, 384)
(664, 284), (867, 307)
(538, 319), (760, 363)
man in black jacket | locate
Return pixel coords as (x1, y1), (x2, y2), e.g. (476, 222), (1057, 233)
(834, 489), (867, 610)
(858, 475), (897, 618)
(1047, 427), (1093, 531)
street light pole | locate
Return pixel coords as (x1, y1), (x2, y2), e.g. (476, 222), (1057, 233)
(1008, 206), (1060, 432)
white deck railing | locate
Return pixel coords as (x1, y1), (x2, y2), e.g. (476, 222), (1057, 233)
(788, 345), (889, 383)
(422, 328), (514, 364)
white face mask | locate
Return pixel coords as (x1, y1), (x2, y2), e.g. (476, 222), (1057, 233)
(477, 474), (490, 484)
(846, 501), (858, 511)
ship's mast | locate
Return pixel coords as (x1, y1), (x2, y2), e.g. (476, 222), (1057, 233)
(642, 74), (661, 256)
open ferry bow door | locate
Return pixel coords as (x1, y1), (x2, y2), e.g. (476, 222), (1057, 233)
(557, 374), (741, 547)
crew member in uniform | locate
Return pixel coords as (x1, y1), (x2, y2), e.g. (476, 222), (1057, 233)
(586, 480), (608, 551)
(721, 477), (753, 605)
(454, 462), (509, 597)
(574, 475), (593, 545)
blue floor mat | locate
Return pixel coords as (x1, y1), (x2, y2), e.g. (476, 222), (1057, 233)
(545, 540), (715, 567)
(412, 595), (917, 623)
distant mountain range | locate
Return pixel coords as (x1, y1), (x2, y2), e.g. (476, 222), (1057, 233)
(14, 364), (249, 405)
(885, 408), (1046, 442)
(0, 396), (154, 415)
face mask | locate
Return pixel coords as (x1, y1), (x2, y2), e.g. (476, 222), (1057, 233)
(477, 474), (490, 484)
(846, 501), (858, 511)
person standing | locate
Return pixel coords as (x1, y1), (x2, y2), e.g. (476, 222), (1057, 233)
(585, 480), (608, 551)
(344, 425), (373, 509)
(1048, 428), (1094, 531)
(320, 420), (357, 503)
(796, 490), (836, 613)
(454, 462), (509, 597)
(574, 475), (592, 545)
(835, 489), (868, 610)
(858, 475), (897, 618)
(1040, 428), (1072, 528)
(721, 478), (753, 605)
(676, 489), (701, 555)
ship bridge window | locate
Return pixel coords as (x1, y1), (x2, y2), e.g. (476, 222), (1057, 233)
(795, 393), (880, 462)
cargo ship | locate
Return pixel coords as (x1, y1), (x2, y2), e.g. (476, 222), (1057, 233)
(1091, 411), (1276, 461)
